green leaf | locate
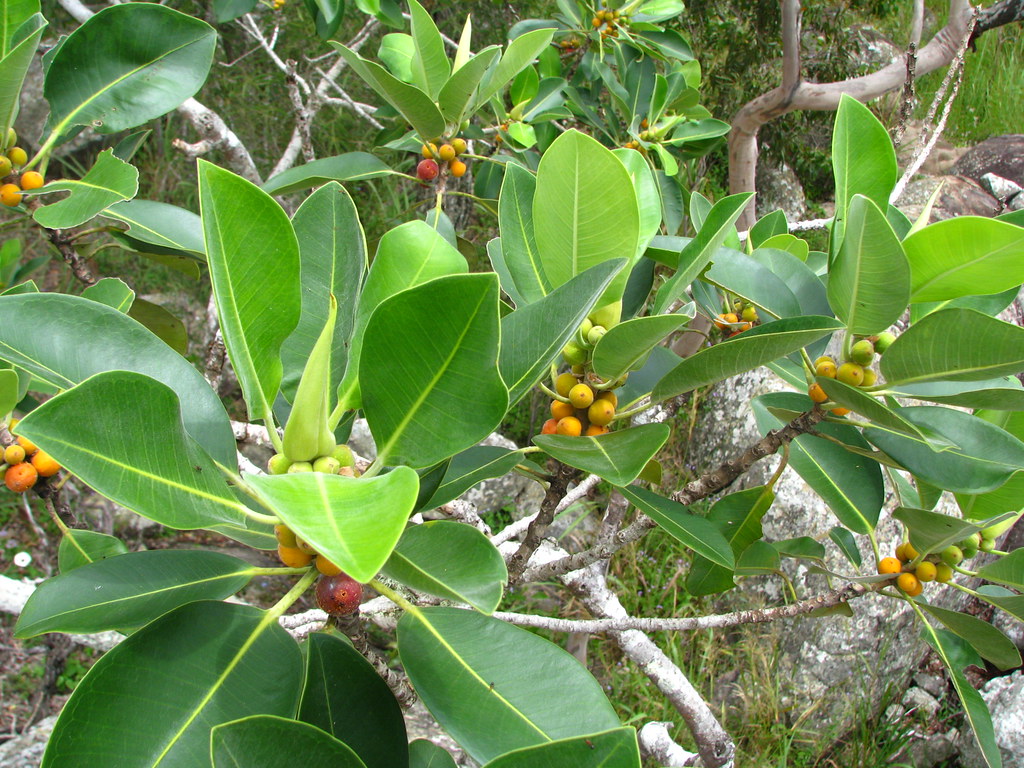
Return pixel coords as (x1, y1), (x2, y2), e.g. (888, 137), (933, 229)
(438, 46), (500, 124)
(816, 377), (945, 447)
(212, 715), (367, 768)
(421, 445), (524, 510)
(42, 602), (300, 767)
(497, 162), (550, 305)
(0, 12), (44, 141)
(880, 309), (1024, 386)
(654, 192), (752, 314)
(500, 261), (623, 406)
(620, 485), (734, 569)
(338, 220), (467, 411)
(831, 95), (897, 252)
(918, 603), (1021, 671)
(42, 4), (216, 142)
(535, 424), (670, 487)
(409, 739), (457, 768)
(128, 299), (188, 356)
(906, 216), (1024, 302)
(591, 308), (694, 382)
(534, 130), (640, 307)
(480, 727), (640, 767)
(379, 32), (414, 81)
(749, 248), (830, 317)
(749, 210), (788, 248)
(398, 607), (620, 764)
(56, 529), (128, 573)
(975, 585), (1024, 623)
(407, 0), (450, 98)
(829, 526), (862, 567)
(910, 286), (1020, 324)
(101, 200), (205, 256)
(612, 148), (662, 257)
(361, 274), (507, 468)
(383, 521), (507, 612)
(32, 149), (138, 229)
(978, 548), (1024, 591)
(652, 316), (843, 402)
(297, 634), (407, 768)
(891, 378), (1024, 411)
(703, 248), (802, 318)
(1, 0), (38, 55)
(753, 392), (884, 534)
(82, 278), (137, 315)
(247, 468), (419, 583)
(473, 28), (554, 111)
(893, 507), (1008, 556)
(16, 371), (262, 536)
(736, 540), (780, 575)
(0, 293), (235, 465)
(262, 154), (395, 196)
(281, 183), (366, 404)
(759, 235), (809, 261)
(199, 160), (300, 429)
(15, 550), (253, 638)
(330, 43), (446, 141)
(921, 628), (1001, 768)
(867, 407), (1024, 494)
(213, 0), (257, 23)
(826, 194), (909, 334)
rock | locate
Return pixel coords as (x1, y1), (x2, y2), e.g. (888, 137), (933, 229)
(980, 172), (1023, 202)
(913, 672), (947, 699)
(849, 24), (902, 71)
(895, 120), (966, 174)
(755, 159), (806, 222)
(953, 134), (1024, 188)
(903, 730), (957, 768)
(958, 671), (1024, 768)
(0, 715), (57, 768)
(404, 699), (477, 766)
(896, 175), (1001, 223)
(902, 686), (940, 719)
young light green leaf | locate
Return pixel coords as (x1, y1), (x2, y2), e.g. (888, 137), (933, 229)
(32, 149), (138, 229)
(212, 716), (367, 768)
(0, 12), (44, 141)
(407, 0), (450, 98)
(82, 277), (134, 312)
(620, 485), (734, 569)
(247, 468), (419, 584)
(473, 28), (554, 111)
(591, 308), (693, 382)
(262, 153), (395, 196)
(535, 424), (670, 487)
(101, 200), (205, 256)
(438, 46), (500, 124)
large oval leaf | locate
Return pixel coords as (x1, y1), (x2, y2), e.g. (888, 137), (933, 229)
(102, 200), (206, 256)
(534, 423), (670, 487)
(199, 160), (301, 428)
(704, 248), (802, 319)
(0, 293), (235, 465)
(398, 607), (620, 764)
(361, 274), (508, 468)
(497, 162), (549, 305)
(480, 728), (641, 767)
(619, 485), (734, 569)
(296, 633), (407, 768)
(591, 308), (693, 382)
(918, 603), (1021, 671)
(41, 601), (302, 768)
(57, 529), (128, 573)
(262, 153), (395, 196)
(247, 468), (418, 583)
(15, 550), (253, 638)
(212, 715), (367, 768)
(43, 4), (216, 143)
(383, 521), (507, 613)
(32, 149), (138, 229)
(420, 445), (524, 510)
(0, 12), (45, 142)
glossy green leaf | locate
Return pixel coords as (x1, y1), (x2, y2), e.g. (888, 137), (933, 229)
(32, 149), (138, 229)
(15, 550), (253, 638)
(975, 585), (1024, 623)
(247, 468), (418, 583)
(773, 537), (826, 561)
(654, 192), (752, 314)
(591, 308), (693, 382)
(497, 162), (549, 305)
(473, 29), (554, 111)
(361, 274), (507, 468)
(612, 148), (662, 256)
(867, 407), (1024, 494)
(16, 371), (261, 537)
(749, 248), (830, 316)
(297, 633), (407, 768)
(753, 392), (884, 534)
(736, 540), (780, 575)
(893, 507), (1007, 557)
(41, 601), (301, 768)
(281, 183), (365, 403)
(921, 628), (1000, 768)
(827, 194), (909, 334)
(213, 0), (257, 23)
(409, 740), (457, 768)
(421, 445), (524, 510)
(438, 46), (500, 124)
(910, 286), (1020, 324)
(305, 0), (344, 39)
(42, 5), (215, 142)
(57, 529), (128, 573)
(81, 278), (133, 312)
(500, 261), (623, 405)
(199, 160), (300, 429)
(704, 248), (802, 318)
(338, 220), (467, 411)
(212, 715), (366, 768)
(906, 216), (1024, 302)
(534, 130), (640, 306)
(978, 548), (1024, 591)
(383, 521), (507, 612)
(0, 293), (234, 464)
(759, 234), (809, 261)
(0, 366), (19, 416)
(379, 32), (414, 81)
(0, 12), (44, 141)
(919, 603), (1020, 671)
(128, 299), (188, 356)
(879, 308), (1024, 386)
(891, 378), (1024, 411)
(480, 727), (640, 767)
(262, 154), (395, 196)
(829, 526), (862, 567)
(652, 316), (843, 401)
(407, 0), (449, 98)
(535, 423), (670, 487)
(330, 43), (446, 141)
(816, 377), (943, 446)
(749, 210), (788, 248)
(398, 607), (620, 764)
(831, 94), (897, 252)
(621, 485), (734, 569)
(1, 0), (38, 54)
(957, 413), (1024, 519)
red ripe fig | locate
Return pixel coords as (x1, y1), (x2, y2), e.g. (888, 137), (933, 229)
(316, 571), (363, 616)
(416, 159), (439, 181)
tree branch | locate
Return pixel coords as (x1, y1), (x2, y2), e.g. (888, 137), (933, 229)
(505, 462), (576, 582)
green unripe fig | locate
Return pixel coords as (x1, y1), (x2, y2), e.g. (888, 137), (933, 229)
(860, 368), (878, 387)
(287, 461), (314, 473)
(587, 325), (606, 346)
(961, 544), (979, 560)
(850, 340), (875, 366)
(562, 341), (587, 366)
(979, 537), (996, 553)
(958, 532), (982, 550)
(4, 127), (15, 150)
(330, 444), (355, 467)
(588, 301), (621, 330)
(940, 545), (963, 565)
(268, 453), (292, 475)
(576, 317), (594, 347)
(980, 510), (1022, 540)
(836, 362), (864, 387)
(555, 372), (578, 397)
(874, 332), (896, 353)
(0, 155), (11, 177)
(313, 456), (342, 474)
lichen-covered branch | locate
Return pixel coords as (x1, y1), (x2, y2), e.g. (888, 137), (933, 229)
(505, 462), (577, 582)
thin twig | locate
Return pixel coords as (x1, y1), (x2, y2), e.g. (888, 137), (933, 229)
(506, 463), (576, 582)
